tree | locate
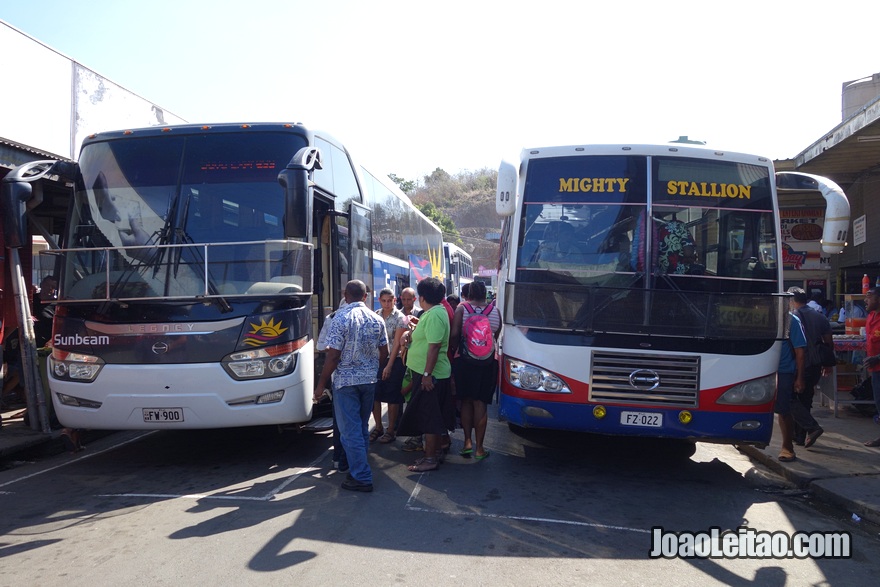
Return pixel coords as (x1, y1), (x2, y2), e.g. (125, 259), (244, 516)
(416, 201), (462, 246)
(409, 167), (498, 272)
(388, 173), (417, 195)
(424, 167), (451, 186)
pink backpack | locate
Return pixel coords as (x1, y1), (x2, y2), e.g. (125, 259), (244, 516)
(460, 302), (496, 363)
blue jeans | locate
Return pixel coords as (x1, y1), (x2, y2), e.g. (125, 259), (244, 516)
(333, 383), (377, 484)
(331, 411), (347, 470)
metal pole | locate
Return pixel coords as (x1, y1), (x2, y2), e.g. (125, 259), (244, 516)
(8, 248), (51, 433)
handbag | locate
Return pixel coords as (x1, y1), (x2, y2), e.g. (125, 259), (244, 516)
(816, 341), (837, 368)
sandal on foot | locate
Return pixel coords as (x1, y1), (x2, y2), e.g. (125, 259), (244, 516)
(459, 448), (473, 458)
(864, 437), (880, 447)
(777, 450), (796, 462)
(804, 427), (824, 449)
(378, 432), (396, 443)
(408, 457), (439, 472)
(475, 450), (491, 461)
(402, 437), (424, 452)
(369, 427), (384, 442)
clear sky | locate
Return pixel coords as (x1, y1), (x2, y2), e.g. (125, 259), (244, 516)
(2, 0), (879, 182)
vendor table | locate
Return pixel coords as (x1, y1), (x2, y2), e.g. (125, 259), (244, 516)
(818, 336), (874, 417)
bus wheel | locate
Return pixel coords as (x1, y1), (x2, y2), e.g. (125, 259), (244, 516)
(506, 422), (545, 441)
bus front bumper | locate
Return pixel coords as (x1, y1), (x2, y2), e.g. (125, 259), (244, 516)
(499, 394), (773, 447)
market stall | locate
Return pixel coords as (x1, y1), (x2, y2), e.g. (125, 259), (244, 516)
(818, 335), (873, 416)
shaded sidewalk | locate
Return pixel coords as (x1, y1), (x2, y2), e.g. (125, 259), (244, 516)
(738, 402), (880, 524)
(0, 406), (68, 458)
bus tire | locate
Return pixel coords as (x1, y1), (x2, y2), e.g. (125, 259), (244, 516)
(507, 422), (533, 437)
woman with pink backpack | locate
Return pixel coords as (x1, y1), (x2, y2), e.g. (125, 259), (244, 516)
(450, 281), (502, 461)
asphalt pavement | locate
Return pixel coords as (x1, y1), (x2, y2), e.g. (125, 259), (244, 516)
(4, 396), (880, 525)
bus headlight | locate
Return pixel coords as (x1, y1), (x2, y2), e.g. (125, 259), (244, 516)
(717, 374), (776, 405)
(223, 339), (302, 380)
(49, 350), (104, 382)
(507, 358), (571, 394)
(228, 359), (267, 378)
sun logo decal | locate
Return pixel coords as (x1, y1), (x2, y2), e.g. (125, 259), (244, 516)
(427, 242), (443, 278)
(243, 317), (288, 347)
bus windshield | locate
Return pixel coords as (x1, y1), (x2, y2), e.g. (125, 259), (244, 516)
(60, 132), (313, 301)
(510, 154), (780, 338)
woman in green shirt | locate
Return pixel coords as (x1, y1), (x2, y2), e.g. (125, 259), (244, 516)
(398, 277), (455, 472)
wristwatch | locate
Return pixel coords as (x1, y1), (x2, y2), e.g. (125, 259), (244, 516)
(423, 371), (431, 378)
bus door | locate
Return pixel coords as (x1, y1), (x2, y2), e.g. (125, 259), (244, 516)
(313, 199), (373, 330)
(348, 201), (373, 296)
(312, 199), (345, 407)
(314, 199), (344, 332)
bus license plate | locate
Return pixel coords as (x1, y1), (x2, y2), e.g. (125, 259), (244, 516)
(143, 408), (185, 423)
(620, 411), (662, 428)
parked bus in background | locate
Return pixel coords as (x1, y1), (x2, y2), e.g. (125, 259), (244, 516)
(494, 144), (850, 452)
(443, 241), (474, 298)
(3, 123), (442, 430)
(362, 167), (443, 310)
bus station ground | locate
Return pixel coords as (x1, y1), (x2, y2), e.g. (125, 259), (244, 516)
(3, 399), (880, 525)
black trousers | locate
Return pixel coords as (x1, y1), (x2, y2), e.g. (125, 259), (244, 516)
(793, 365), (822, 441)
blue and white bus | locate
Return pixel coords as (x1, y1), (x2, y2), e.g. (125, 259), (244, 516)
(443, 241), (474, 298)
(494, 143), (850, 450)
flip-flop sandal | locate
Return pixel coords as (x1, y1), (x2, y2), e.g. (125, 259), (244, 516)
(369, 428), (384, 442)
(474, 451), (491, 461)
(864, 438), (880, 447)
(459, 448), (473, 458)
(777, 451), (796, 462)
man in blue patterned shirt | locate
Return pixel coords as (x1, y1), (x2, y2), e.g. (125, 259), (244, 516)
(314, 280), (388, 492)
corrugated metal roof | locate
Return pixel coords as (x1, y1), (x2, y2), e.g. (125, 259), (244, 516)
(794, 94), (880, 184)
(0, 137), (69, 170)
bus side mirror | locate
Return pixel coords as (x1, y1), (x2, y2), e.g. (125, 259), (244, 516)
(279, 147), (322, 241)
(776, 171), (850, 254)
(1, 159), (75, 248)
(1, 179), (31, 248)
(496, 159), (518, 217)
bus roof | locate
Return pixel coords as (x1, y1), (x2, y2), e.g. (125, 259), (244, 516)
(80, 122), (335, 148)
(518, 143), (773, 165)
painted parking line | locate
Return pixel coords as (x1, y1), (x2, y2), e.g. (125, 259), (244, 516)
(404, 472), (651, 535)
(97, 452), (327, 502)
(98, 451), (650, 535)
(2, 435), (650, 536)
(0, 431), (157, 490)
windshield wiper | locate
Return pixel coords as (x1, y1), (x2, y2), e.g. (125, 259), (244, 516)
(172, 190), (232, 313)
(569, 274), (645, 332)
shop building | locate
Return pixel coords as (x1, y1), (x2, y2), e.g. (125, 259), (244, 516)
(777, 72), (880, 311)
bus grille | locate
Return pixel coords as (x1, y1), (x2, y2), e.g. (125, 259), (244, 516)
(589, 351), (700, 408)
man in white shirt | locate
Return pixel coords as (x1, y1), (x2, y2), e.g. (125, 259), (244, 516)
(807, 292), (824, 313)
